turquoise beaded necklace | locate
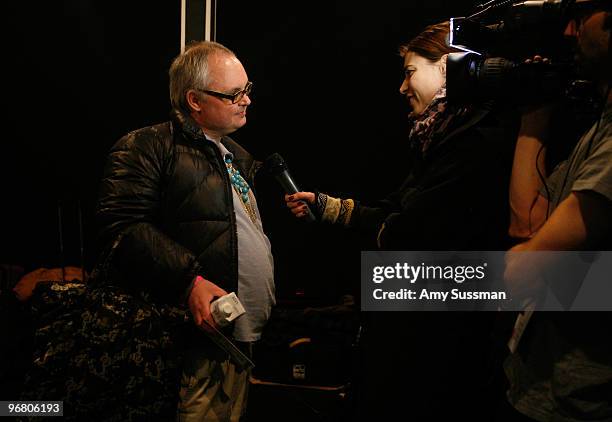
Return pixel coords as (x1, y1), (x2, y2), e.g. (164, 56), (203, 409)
(225, 156), (250, 203)
(224, 156), (257, 223)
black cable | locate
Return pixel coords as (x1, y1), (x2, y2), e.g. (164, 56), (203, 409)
(467, 0), (515, 20)
(534, 143), (551, 229)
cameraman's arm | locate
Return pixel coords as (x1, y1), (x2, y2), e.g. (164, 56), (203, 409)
(512, 191), (611, 251)
(508, 105), (554, 240)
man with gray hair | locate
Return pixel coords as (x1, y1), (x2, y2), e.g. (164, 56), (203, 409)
(96, 40), (275, 421)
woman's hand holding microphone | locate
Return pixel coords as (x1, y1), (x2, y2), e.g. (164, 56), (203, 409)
(285, 192), (316, 218)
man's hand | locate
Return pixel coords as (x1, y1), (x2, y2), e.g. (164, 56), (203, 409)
(285, 192), (315, 218)
(519, 55), (555, 137)
(188, 275), (228, 332)
(523, 55), (549, 65)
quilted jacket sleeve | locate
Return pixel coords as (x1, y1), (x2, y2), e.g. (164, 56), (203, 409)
(96, 127), (201, 304)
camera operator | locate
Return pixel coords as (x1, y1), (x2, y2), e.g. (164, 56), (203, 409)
(502, 1), (612, 421)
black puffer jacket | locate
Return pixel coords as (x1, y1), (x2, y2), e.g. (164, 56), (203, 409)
(95, 111), (260, 304)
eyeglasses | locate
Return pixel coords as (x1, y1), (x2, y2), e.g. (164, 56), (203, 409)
(197, 81), (253, 104)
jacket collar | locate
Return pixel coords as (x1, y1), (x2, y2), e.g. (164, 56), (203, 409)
(422, 102), (493, 158)
(170, 109), (260, 183)
(441, 101), (493, 143)
(171, 109), (208, 142)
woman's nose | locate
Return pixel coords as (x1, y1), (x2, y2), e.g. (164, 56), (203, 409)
(399, 78), (410, 95)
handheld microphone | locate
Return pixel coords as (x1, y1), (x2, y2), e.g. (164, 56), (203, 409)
(264, 153), (316, 223)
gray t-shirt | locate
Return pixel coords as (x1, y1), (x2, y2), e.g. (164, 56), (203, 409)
(543, 103), (612, 209)
(505, 104), (612, 422)
(211, 137), (276, 342)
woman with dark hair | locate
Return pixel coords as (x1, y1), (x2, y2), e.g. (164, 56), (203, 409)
(285, 22), (517, 420)
(287, 21), (516, 251)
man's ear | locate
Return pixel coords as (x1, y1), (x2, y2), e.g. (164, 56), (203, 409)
(186, 90), (202, 113)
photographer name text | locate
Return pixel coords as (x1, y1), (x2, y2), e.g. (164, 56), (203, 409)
(371, 263), (507, 302)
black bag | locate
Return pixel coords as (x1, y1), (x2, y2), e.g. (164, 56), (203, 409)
(252, 302), (360, 387)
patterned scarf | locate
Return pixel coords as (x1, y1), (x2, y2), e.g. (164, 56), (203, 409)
(408, 85), (468, 154)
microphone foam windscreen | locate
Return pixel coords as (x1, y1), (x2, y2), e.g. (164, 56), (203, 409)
(264, 153), (287, 175)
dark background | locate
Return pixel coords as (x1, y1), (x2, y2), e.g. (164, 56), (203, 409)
(2, 0), (478, 301)
(3, 1), (181, 273)
(1, 1), (522, 420)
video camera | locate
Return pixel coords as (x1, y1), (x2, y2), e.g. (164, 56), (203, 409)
(446, 0), (608, 105)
